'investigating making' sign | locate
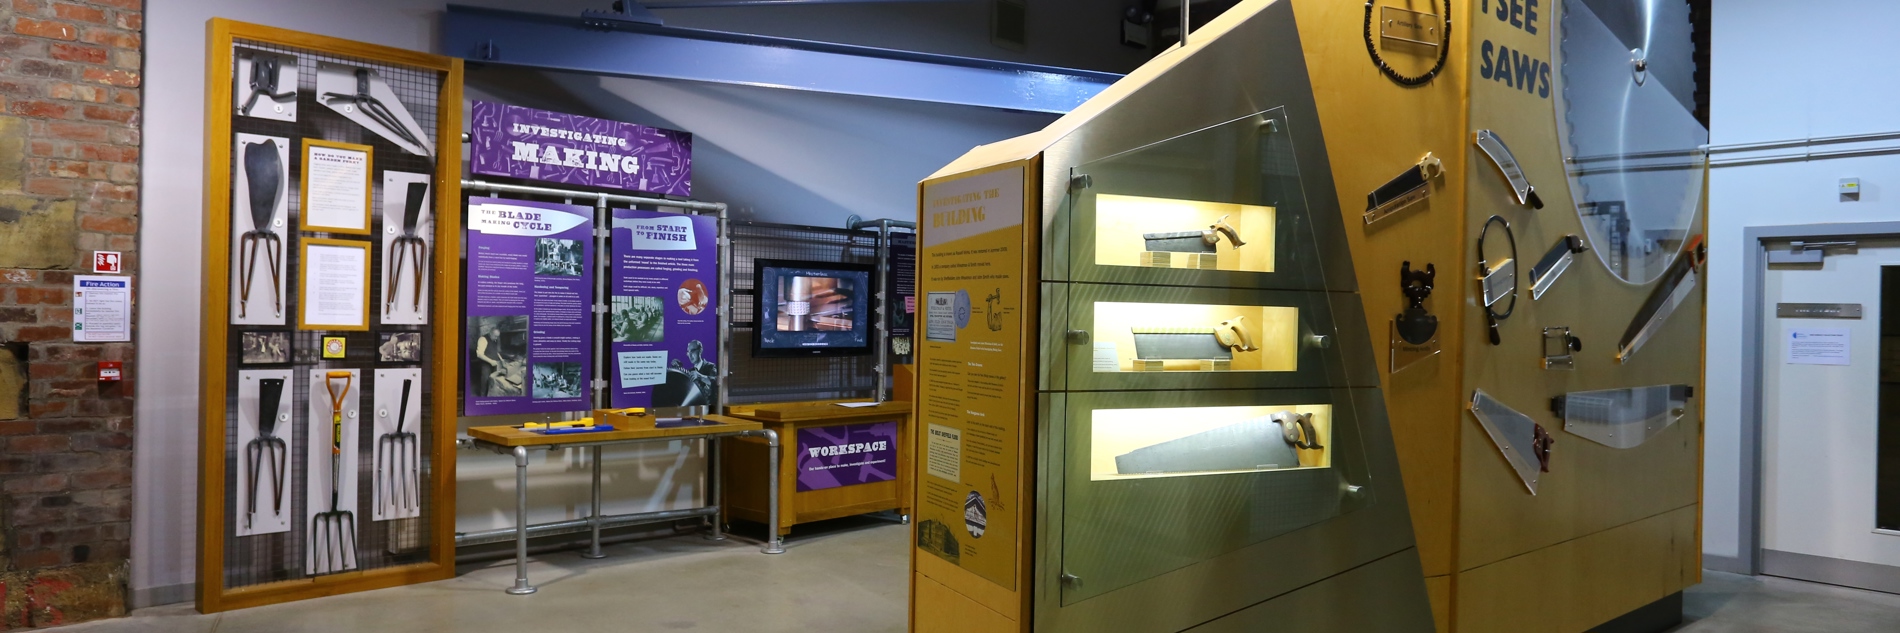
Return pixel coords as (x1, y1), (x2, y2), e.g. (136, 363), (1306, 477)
(469, 101), (692, 197)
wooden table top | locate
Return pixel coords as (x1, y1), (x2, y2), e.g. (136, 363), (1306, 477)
(467, 414), (764, 447)
(723, 399), (912, 423)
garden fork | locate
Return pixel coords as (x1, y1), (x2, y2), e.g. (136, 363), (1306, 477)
(384, 182), (429, 315)
(376, 379), (419, 516)
(238, 139), (284, 318)
(245, 377), (287, 530)
(313, 371), (357, 573)
(239, 54), (297, 117)
(321, 67), (423, 150)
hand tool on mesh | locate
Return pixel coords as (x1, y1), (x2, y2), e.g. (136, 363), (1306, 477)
(245, 377), (287, 530)
(377, 379), (418, 516)
(239, 55), (297, 117)
(321, 67), (424, 151)
(384, 182), (429, 315)
(314, 371), (357, 573)
(239, 140), (284, 318)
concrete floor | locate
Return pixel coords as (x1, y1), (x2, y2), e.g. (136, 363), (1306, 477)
(70, 519), (909, 633)
(1672, 570), (1900, 632)
(49, 529), (1900, 632)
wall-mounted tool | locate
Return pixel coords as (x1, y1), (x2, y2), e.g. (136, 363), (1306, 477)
(1473, 130), (1544, 209)
(1468, 389), (1547, 494)
(1391, 261), (1440, 373)
(239, 53), (298, 118)
(1365, 153), (1444, 225)
(245, 377), (287, 530)
(1363, 0), (1451, 86)
(376, 379), (419, 519)
(1616, 235), (1706, 363)
(1552, 384), (1692, 449)
(1477, 215), (1517, 345)
(313, 371), (358, 574)
(1542, 327), (1582, 370)
(1529, 235), (1588, 300)
(318, 64), (431, 156)
(384, 182), (430, 315)
(239, 139), (285, 319)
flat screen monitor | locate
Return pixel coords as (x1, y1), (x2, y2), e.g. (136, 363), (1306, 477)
(753, 259), (876, 357)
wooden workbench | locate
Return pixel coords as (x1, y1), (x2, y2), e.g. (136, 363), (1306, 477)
(721, 400), (913, 536)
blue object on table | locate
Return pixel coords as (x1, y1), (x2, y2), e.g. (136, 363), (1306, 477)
(538, 425), (615, 435)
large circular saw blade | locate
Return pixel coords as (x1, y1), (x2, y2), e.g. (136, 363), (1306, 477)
(1553, 0), (1706, 285)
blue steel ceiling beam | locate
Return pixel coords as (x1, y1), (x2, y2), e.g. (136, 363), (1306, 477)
(441, 5), (1120, 114)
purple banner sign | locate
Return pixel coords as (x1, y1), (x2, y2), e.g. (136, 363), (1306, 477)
(796, 421), (899, 492)
(469, 101), (692, 197)
(608, 209), (720, 409)
(464, 196), (595, 416)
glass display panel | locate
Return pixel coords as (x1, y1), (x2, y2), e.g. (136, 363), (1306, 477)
(1058, 392), (1372, 605)
(1091, 405), (1331, 480)
(1090, 301), (1300, 373)
(1067, 107), (1325, 290)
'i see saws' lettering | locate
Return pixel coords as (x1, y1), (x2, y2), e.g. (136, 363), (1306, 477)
(1478, 0), (1549, 99)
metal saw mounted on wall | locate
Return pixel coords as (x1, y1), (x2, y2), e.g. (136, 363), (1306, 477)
(1554, 0), (1707, 285)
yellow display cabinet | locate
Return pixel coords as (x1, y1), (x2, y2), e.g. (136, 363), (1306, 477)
(910, 1), (1706, 632)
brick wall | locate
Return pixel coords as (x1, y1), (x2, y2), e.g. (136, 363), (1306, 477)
(0, 0), (141, 627)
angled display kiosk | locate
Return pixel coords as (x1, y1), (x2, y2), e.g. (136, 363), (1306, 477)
(909, 1), (1707, 632)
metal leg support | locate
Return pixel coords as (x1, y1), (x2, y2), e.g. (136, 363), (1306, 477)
(506, 446), (538, 595)
(706, 436), (726, 541)
(581, 445), (607, 559)
(762, 429), (784, 554)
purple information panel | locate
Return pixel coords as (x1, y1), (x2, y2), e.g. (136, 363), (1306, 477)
(469, 100), (692, 197)
(795, 421), (899, 492)
(888, 234), (915, 361)
(608, 209), (720, 409)
(464, 196), (595, 416)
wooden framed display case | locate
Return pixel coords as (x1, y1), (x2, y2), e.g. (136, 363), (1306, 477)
(722, 400), (914, 535)
(196, 19), (463, 612)
(908, 1), (1707, 632)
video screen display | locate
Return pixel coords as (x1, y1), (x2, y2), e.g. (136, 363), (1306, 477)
(754, 259), (874, 356)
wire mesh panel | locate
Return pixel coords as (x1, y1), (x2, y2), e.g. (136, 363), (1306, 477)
(727, 222), (883, 402)
(220, 37), (443, 590)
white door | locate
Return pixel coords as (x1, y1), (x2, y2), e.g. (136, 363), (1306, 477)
(1760, 237), (1900, 592)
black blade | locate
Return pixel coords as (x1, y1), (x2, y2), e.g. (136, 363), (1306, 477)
(397, 379), (412, 433)
(402, 183), (428, 234)
(257, 378), (285, 436)
(242, 140), (282, 230)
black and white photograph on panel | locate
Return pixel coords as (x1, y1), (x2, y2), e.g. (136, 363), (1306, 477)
(531, 362), (584, 400)
(611, 295), (665, 343)
(534, 238), (583, 277)
(378, 331), (421, 363)
(240, 330), (291, 364)
(654, 339), (718, 408)
(468, 315), (527, 398)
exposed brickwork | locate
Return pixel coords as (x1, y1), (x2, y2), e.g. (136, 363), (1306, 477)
(0, 0), (139, 627)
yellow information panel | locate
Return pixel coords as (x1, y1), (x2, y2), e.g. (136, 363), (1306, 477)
(915, 162), (1027, 591)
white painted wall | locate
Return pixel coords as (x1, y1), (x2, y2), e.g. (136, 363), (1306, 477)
(139, 0), (1070, 603)
(1704, 0), (1900, 566)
